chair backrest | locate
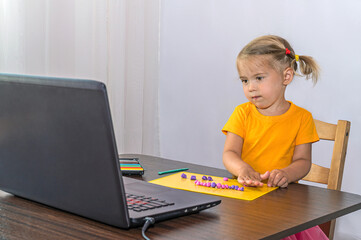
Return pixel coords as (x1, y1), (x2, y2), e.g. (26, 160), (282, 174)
(302, 119), (351, 190)
(302, 119), (351, 240)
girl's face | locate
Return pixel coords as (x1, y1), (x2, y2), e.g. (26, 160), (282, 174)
(237, 56), (293, 116)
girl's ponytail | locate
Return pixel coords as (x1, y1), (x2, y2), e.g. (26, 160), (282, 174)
(287, 51), (320, 84)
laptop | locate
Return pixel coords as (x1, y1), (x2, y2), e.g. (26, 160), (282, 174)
(0, 73), (221, 229)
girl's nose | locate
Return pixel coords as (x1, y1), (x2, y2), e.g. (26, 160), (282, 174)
(247, 81), (257, 91)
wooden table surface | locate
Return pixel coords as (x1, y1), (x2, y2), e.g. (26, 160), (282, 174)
(1, 154), (361, 240)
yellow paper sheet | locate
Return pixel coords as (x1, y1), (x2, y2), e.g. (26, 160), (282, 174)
(149, 172), (278, 201)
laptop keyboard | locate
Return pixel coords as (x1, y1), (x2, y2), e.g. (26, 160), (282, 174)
(126, 193), (175, 212)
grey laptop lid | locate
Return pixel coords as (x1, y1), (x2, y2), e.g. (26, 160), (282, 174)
(0, 73), (221, 229)
(0, 73), (131, 227)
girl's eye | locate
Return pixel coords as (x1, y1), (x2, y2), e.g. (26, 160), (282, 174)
(241, 79), (248, 84)
(256, 76), (264, 81)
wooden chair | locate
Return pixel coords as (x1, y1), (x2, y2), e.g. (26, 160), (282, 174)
(302, 119), (351, 240)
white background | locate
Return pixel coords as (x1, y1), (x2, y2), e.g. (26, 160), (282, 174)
(1, 0), (360, 239)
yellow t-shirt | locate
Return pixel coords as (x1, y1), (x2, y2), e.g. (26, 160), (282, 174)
(222, 101), (319, 174)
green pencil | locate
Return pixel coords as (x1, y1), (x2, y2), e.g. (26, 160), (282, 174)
(158, 168), (189, 175)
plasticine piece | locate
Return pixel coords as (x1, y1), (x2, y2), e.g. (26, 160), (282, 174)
(211, 182), (216, 188)
(190, 175), (197, 180)
(234, 185), (239, 190)
(207, 176), (213, 181)
(181, 173), (187, 178)
(223, 177), (229, 181)
(202, 176), (207, 180)
(240, 187), (244, 191)
(216, 183), (222, 189)
(206, 182), (211, 187)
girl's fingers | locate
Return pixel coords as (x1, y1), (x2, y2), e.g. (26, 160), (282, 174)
(268, 170), (288, 187)
(273, 172), (283, 186)
(238, 173), (264, 187)
(267, 171), (276, 187)
(260, 171), (270, 181)
(278, 177), (288, 188)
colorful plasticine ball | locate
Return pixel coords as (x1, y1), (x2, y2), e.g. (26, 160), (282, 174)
(181, 173), (187, 178)
(190, 175), (197, 180)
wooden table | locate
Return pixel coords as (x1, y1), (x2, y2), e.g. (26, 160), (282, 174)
(1, 154), (361, 240)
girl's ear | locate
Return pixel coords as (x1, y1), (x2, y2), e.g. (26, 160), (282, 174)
(283, 67), (294, 85)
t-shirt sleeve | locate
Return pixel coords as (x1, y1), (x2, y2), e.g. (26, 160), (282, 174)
(222, 105), (245, 138)
(295, 111), (319, 145)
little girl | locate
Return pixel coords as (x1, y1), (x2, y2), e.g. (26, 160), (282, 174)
(222, 35), (328, 239)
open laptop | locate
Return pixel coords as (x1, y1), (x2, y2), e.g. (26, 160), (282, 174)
(0, 73), (221, 229)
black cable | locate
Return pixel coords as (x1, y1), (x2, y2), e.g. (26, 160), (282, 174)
(141, 217), (155, 240)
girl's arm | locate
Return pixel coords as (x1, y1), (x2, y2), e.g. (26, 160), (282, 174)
(267, 143), (312, 188)
(223, 132), (266, 186)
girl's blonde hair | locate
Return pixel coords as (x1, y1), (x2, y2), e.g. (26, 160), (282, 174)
(237, 35), (320, 84)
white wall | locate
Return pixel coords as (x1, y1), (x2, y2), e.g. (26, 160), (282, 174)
(159, 1), (361, 239)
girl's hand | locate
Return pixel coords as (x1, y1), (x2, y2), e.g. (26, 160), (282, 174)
(237, 168), (269, 187)
(267, 169), (289, 188)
